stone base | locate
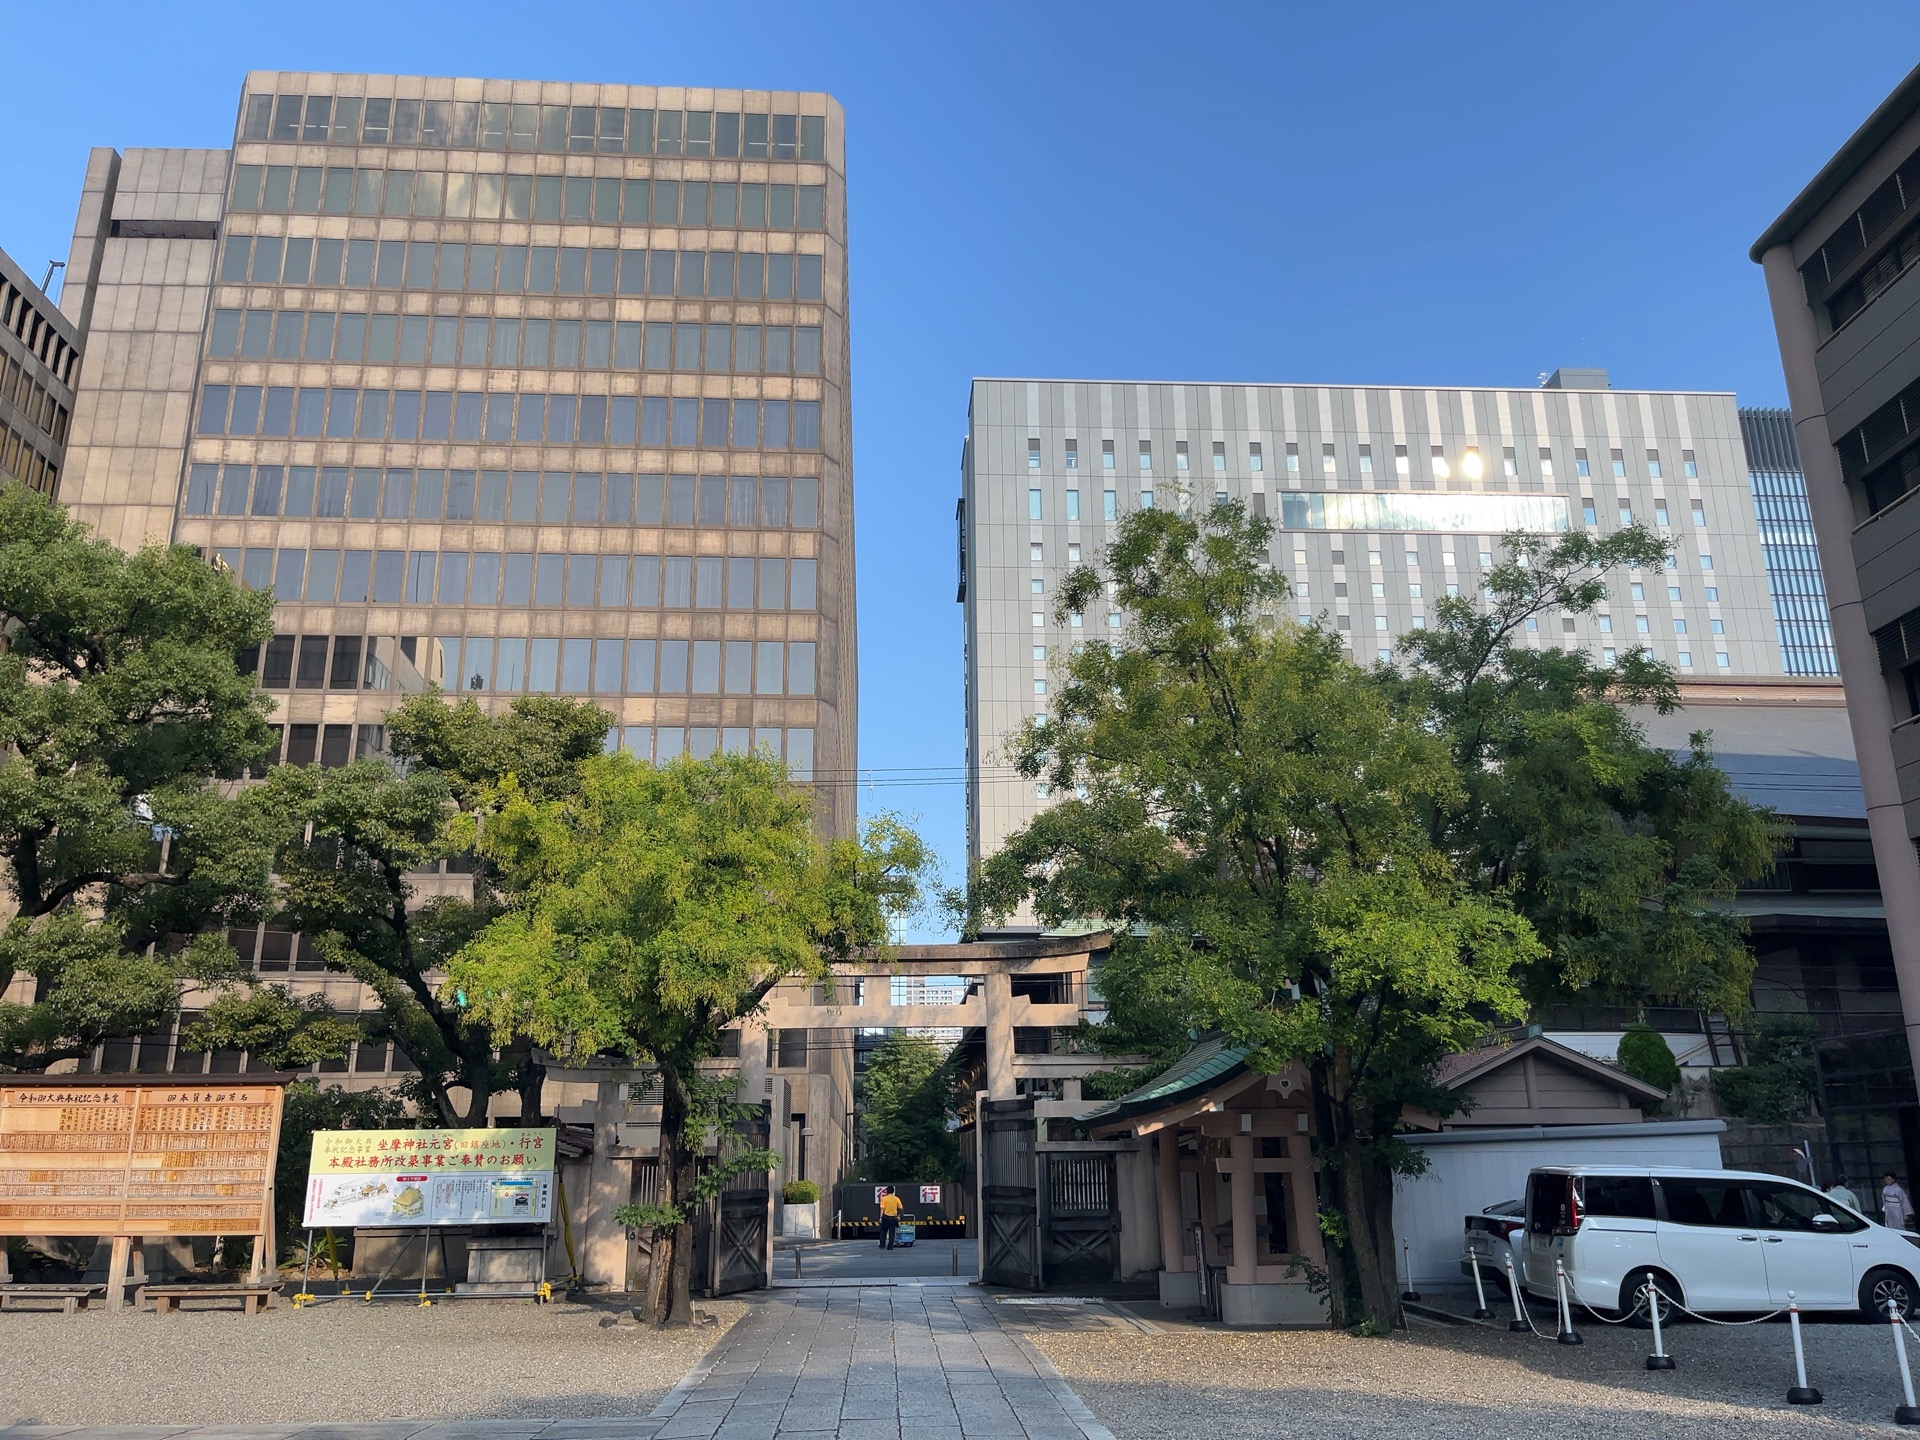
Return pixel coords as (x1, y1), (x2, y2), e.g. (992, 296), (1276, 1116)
(1218, 1279), (1328, 1327)
(779, 1203), (819, 1240)
(461, 1233), (545, 1294)
(1157, 1268), (1202, 1307)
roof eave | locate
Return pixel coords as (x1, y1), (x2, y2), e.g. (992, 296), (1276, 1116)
(1752, 62), (1920, 261)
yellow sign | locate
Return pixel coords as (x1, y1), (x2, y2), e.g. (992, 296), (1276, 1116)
(0, 1079), (285, 1238)
(308, 1127), (555, 1174)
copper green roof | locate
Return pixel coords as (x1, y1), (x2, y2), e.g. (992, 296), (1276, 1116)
(1073, 1035), (1250, 1127)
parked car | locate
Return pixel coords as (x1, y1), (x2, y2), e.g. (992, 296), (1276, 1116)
(1462, 1197), (1525, 1290)
(1520, 1165), (1920, 1323)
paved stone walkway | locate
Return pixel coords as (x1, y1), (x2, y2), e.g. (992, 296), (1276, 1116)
(0, 1285), (1117, 1440)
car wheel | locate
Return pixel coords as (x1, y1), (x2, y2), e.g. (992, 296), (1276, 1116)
(1862, 1266), (1918, 1322)
(1618, 1270), (1680, 1328)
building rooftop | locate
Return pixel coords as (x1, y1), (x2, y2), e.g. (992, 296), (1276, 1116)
(1752, 61), (1920, 259)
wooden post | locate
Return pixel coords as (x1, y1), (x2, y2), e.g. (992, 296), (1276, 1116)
(1156, 1133), (1186, 1274)
(104, 1234), (132, 1312)
(1227, 1134), (1257, 1287)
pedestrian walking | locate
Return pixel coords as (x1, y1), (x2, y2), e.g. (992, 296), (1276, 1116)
(1828, 1175), (1860, 1212)
(1884, 1173), (1912, 1232)
(878, 1186), (904, 1249)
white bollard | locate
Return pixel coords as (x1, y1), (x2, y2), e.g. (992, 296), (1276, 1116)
(1504, 1254), (1528, 1332)
(1554, 1257), (1583, 1345)
(1400, 1239), (1420, 1303)
(1894, 1302), (1920, 1425)
(1786, 1290), (1820, 1404)
(1644, 1270), (1673, 1371)
(1467, 1246), (1493, 1320)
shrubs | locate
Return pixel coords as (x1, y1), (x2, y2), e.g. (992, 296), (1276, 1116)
(1714, 1014), (1819, 1123)
(782, 1180), (821, 1205)
(1617, 1023), (1681, 1093)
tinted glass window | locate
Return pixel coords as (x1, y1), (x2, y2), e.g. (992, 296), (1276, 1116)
(1527, 1173), (1573, 1234)
(1751, 1182), (1865, 1233)
(1580, 1176), (1655, 1221)
(1658, 1178), (1753, 1228)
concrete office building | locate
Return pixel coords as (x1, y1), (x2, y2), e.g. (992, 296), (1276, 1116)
(46, 71), (856, 1090)
(1754, 61), (1920, 1143)
(959, 374), (1825, 874)
(0, 245), (81, 498)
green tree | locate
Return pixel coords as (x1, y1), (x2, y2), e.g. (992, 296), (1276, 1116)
(974, 502), (1542, 1330)
(1714, 1013), (1820, 1122)
(274, 1081), (413, 1244)
(195, 692), (612, 1124)
(859, 1031), (962, 1181)
(0, 488), (285, 1070)
(1617, 1022), (1681, 1093)
(1392, 528), (1782, 1014)
(445, 750), (931, 1325)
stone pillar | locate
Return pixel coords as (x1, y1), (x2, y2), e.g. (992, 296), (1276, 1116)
(581, 1079), (628, 1290)
(1227, 1135), (1257, 1285)
(984, 970), (1015, 1100)
(1157, 1133), (1186, 1272)
(1761, 245), (1920, 1089)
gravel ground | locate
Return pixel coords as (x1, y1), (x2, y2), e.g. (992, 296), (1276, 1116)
(1032, 1305), (1920, 1439)
(0, 1297), (741, 1425)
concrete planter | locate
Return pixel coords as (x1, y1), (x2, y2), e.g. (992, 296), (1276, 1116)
(780, 1202), (819, 1240)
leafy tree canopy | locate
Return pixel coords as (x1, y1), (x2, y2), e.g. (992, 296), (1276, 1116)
(859, 1031), (962, 1182)
(0, 488), (282, 1070)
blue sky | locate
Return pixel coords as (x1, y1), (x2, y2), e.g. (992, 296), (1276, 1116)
(5, 2), (1918, 934)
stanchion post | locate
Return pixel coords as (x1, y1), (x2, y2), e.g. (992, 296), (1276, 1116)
(1467, 1247), (1493, 1320)
(795, 1246), (803, 1280)
(1893, 1302), (1920, 1425)
(951, 1244), (959, 1277)
(1504, 1254), (1528, 1332)
(1554, 1258), (1583, 1345)
(1786, 1290), (1821, 1404)
(1400, 1240), (1420, 1303)
(416, 1227), (432, 1307)
(296, 1228), (315, 1307)
(1644, 1271), (1673, 1371)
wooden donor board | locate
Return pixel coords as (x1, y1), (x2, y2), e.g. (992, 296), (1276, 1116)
(0, 1078), (286, 1237)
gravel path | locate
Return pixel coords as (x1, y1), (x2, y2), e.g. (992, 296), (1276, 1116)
(1032, 1308), (1920, 1439)
(0, 1298), (742, 1425)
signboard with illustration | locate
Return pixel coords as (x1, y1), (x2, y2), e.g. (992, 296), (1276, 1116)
(301, 1127), (555, 1229)
(0, 1079), (285, 1238)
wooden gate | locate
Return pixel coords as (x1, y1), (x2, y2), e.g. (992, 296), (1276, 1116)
(703, 1108), (771, 1296)
(979, 1098), (1041, 1289)
(624, 1158), (660, 1295)
(1043, 1152), (1119, 1284)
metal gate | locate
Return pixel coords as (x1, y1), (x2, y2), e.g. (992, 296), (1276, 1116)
(980, 1098), (1041, 1288)
(1043, 1152), (1119, 1284)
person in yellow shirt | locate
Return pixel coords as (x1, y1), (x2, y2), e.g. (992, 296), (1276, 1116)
(878, 1187), (904, 1249)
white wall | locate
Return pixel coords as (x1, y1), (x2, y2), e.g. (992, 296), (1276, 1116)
(1393, 1121), (1726, 1289)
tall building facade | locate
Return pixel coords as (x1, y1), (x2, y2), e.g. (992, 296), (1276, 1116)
(0, 244), (80, 498)
(1740, 407), (1838, 677)
(57, 71), (855, 838)
(44, 72), (856, 1089)
(959, 374), (1809, 874)
(1753, 61), (1920, 1143)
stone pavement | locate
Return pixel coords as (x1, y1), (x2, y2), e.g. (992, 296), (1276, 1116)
(0, 1284), (1119, 1440)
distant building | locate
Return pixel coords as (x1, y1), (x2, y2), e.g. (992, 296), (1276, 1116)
(0, 245), (80, 498)
(1752, 61), (1920, 1137)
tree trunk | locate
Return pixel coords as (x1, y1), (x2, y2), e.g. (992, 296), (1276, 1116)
(515, 1049), (546, 1125)
(644, 1063), (700, 1328)
(1310, 1054), (1404, 1332)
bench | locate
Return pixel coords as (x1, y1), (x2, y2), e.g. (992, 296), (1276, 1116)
(0, 1284), (104, 1316)
(142, 1283), (278, 1316)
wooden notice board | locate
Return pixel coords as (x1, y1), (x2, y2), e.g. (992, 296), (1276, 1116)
(0, 1077), (286, 1238)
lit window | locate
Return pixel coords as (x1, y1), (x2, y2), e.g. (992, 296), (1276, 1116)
(1683, 450), (1697, 479)
(1611, 448), (1626, 479)
(1065, 439), (1079, 469)
(1647, 450), (1662, 479)
(1102, 441), (1115, 470)
(1212, 441), (1226, 472)
(1395, 444), (1410, 476)
(1539, 447), (1554, 478)
(1359, 444), (1373, 474)
(1431, 446), (1450, 479)
(1323, 443), (1336, 475)
(1286, 442), (1300, 473)
(1031, 612), (1043, 627)
(1443, 550), (1456, 567)
(1369, 550), (1382, 566)
(1249, 442), (1264, 471)
(1066, 489), (1080, 521)
(1027, 438), (1041, 469)
(1138, 441), (1152, 470)
(1462, 447), (1484, 480)
(1575, 448), (1591, 478)
(1503, 447), (1518, 477)
(1176, 440), (1190, 471)
(1030, 543), (1044, 563)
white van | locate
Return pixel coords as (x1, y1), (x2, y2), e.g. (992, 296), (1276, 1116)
(1521, 1165), (1920, 1321)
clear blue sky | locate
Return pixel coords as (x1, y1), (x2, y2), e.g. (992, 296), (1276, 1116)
(6, 2), (1918, 934)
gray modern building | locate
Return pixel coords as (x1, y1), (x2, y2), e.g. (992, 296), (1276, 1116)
(0, 245), (81, 498)
(1753, 60), (1920, 1148)
(959, 374), (1826, 875)
(45, 71), (856, 1083)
